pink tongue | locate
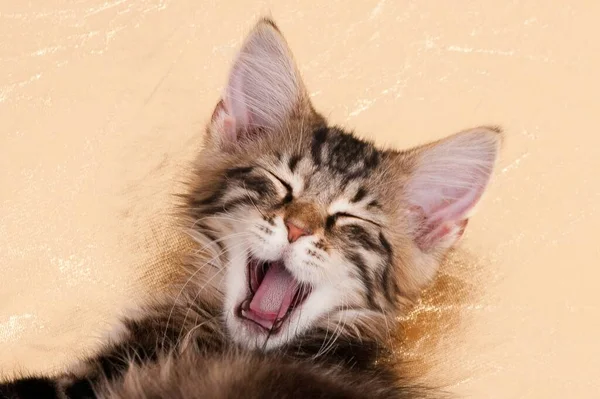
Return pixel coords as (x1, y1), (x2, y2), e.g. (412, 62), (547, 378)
(249, 262), (298, 323)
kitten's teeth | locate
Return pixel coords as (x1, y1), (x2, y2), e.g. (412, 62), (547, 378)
(240, 299), (250, 311)
(273, 318), (284, 330)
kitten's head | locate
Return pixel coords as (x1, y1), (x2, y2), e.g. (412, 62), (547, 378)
(187, 19), (501, 350)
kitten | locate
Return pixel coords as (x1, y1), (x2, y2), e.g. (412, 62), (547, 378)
(0, 18), (501, 398)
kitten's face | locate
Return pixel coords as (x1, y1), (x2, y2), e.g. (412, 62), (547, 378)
(187, 19), (500, 350)
(214, 128), (400, 349)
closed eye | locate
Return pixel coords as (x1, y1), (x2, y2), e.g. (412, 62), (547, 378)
(262, 169), (293, 203)
(327, 212), (382, 229)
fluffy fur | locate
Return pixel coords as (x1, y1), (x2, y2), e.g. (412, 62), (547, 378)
(0, 18), (500, 398)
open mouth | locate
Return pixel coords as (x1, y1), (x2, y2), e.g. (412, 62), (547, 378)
(237, 258), (311, 333)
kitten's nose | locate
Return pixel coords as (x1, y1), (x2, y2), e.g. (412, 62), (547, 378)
(285, 220), (311, 243)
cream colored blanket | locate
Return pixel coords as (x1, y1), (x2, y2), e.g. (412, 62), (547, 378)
(1, 1), (599, 397)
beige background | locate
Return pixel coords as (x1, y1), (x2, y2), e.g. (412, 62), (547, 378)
(1, 1), (599, 397)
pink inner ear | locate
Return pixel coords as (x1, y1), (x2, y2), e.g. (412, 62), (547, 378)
(411, 184), (486, 251)
(209, 21), (304, 147)
(415, 217), (469, 251)
(406, 129), (500, 251)
(428, 184), (485, 226)
(211, 98), (239, 144)
(223, 116), (236, 143)
(226, 69), (251, 130)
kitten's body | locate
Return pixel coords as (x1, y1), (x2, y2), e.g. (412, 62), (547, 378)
(0, 19), (500, 398)
(0, 267), (425, 398)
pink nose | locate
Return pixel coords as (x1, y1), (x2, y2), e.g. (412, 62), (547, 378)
(285, 220), (311, 243)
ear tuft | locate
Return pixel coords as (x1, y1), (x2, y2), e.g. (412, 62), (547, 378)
(405, 127), (501, 251)
(257, 17), (282, 32)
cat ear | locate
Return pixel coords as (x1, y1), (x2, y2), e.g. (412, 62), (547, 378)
(404, 127), (501, 252)
(209, 19), (308, 148)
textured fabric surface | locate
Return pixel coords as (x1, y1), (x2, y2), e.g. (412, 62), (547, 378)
(1, 1), (599, 397)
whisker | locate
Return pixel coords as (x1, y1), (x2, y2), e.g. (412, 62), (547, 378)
(161, 234), (250, 348)
(175, 241), (253, 347)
